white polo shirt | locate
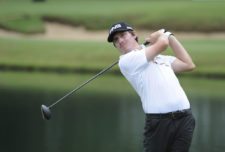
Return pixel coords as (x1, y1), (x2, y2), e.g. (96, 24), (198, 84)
(119, 46), (190, 114)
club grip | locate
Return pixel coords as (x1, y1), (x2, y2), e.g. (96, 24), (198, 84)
(143, 41), (150, 46)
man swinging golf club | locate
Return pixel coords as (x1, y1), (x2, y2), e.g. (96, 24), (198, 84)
(107, 22), (196, 152)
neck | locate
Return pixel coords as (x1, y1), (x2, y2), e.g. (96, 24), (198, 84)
(121, 43), (141, 54)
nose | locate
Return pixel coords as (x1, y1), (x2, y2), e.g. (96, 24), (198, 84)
(117, 37), (124, 45)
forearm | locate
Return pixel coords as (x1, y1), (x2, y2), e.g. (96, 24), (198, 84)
(169, 35), (195, 69)
(145, 34), (169, 61)
(144, 29), (169, 60)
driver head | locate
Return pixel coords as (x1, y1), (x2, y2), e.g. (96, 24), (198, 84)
(41, 105), (51, 120)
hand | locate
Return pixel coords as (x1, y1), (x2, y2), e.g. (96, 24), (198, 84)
(145, 29), (165, 44)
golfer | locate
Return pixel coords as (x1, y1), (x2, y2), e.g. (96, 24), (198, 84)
(107, 22), (196, 152)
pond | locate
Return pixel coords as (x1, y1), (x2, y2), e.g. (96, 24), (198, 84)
(0, 72), (225, 152)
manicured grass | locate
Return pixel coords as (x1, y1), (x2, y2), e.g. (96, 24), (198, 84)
(0, 71), (134, 96)
(0, 38), (118, 70)
(179, 77), (225, 98)
(0, 71), (224, 98)
(0, 1), (224, 33)
(181, 39), (225, 74)
(166, 39), (225, 75)
(0, 37), (224, 75)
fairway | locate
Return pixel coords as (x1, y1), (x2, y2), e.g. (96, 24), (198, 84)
(0, 1), (225, 33)
(0, 0), (225, 76)
(0, 33), (225, 76)
(1, 1), (225, 152)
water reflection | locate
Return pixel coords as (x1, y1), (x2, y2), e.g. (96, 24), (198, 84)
(191, 96), (225, 152)
(1, 88), (225, 152)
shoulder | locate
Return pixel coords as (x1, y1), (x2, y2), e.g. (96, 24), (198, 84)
(119, 49), (148, 75)
(119, 49), (146, 64)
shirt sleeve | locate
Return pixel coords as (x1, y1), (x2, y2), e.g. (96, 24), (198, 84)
(119, 49), (148, 75)
(162, 55), (176, 65)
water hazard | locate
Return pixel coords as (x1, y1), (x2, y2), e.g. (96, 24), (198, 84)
(1, 73), (225, 152)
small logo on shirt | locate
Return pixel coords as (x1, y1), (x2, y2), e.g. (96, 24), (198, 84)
(153, 57), (170, 67)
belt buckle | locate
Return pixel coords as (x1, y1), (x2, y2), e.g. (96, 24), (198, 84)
(171, 109), (187, 119)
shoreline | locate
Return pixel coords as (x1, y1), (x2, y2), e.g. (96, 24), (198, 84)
(1, 22), (225, 41)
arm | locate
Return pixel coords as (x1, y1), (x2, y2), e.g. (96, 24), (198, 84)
(169, 35), (196, 73)
(145, 30), (169, 61)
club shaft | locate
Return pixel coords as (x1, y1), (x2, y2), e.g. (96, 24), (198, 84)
(48, 60), (118, 108)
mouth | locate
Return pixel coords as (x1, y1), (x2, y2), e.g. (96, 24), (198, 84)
(119, 42), (128, 50)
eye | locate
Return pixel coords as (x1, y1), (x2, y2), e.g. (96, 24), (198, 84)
(120, 32), (126, 37)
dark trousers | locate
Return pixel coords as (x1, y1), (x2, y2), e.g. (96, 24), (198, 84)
(143, 109), (195, 152)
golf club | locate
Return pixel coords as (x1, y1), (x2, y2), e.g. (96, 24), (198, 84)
(41, 60), (118, 120)
(41, 42), (150, 120)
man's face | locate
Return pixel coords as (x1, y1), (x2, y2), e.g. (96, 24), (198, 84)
(113, 31), (138, 53)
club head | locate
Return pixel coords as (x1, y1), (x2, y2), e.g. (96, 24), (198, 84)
(41, 105), (51, 120)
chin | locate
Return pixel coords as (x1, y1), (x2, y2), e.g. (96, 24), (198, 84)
(123, 49), (131, 54)
(120, 46), (131, 54)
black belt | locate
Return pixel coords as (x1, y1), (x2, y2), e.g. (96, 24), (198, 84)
(146, 109), (191, 119)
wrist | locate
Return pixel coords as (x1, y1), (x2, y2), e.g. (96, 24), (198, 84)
(159, 29), (166, 34)
(164, 31), (174, 38)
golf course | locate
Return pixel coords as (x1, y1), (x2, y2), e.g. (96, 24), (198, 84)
(0, 0), (225, 152)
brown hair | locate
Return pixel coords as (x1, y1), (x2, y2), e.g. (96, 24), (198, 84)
(129, 31), (139, 42)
